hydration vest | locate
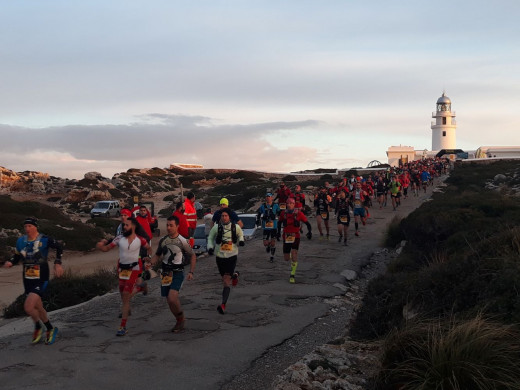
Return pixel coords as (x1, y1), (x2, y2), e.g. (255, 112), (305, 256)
(216, 223), (237, 244)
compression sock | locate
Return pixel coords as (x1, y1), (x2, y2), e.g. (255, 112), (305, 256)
(355, 222), (359, 231)
(222, 286), (231, 304)
(290, 261), (298, 275)
(120, 318), (127, 328)
(35, 321), (42, 330)
(43, 320), (53, 331)
(270, 247), (276, 256)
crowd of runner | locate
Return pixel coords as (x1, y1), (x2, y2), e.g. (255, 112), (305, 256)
(3, 157), (450, 342)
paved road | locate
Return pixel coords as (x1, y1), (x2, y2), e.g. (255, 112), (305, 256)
(0, 182), (442, 390)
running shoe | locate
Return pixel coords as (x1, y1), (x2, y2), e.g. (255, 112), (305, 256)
(326, 234), (330, 240)
(172, 319), (185, 333)
(269, 256), (274, 263)
(137, 281), (148, 295)
(232, 271), (240, 286)
(355, 231), (359, 236)
(45, 327), (58, 345)
(338, 235), (342, 243)
(32, 327), (43, 344)
(289, 275), (295, 284)
(344, 240), (348, 246)
(217, 304), (226, 314)
(116, 327), (127, 337)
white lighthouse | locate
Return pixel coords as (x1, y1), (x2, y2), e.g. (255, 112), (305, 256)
(431, 92), (456, 151)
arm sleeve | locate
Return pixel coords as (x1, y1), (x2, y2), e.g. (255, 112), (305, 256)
(207, 225), (217, 249)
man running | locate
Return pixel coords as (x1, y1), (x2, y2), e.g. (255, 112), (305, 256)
(350, 182), (368, 236)
(96, 217), (151, 336)
(3, 217), (63, 345)
(257, 193), (281, 262)
(389, 176), (402, 211)
(150, 215), (196, 333)
(314, 187), (330, 239)
(212, 198), (243, 228)
(274, 182), (292, 211)
(207, 208), (245, 314)
(335, 190), (351, 245)
(277, 198), (312, 283)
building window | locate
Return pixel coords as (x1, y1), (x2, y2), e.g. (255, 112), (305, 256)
(443, 131), (446, 136)
(442, 117), (447, 125)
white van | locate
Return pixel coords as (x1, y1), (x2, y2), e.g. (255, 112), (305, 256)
(90, 200), (121, 218)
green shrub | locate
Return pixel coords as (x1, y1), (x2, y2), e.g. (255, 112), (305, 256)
(384, 216), (404, 248)
(376, 315), (520, 390)
(3, 268), (118, 318)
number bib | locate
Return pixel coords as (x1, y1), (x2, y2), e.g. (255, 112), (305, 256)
(265, 221), (274, 228)
(285, 234), (296, 244)
(340, 216), (349, 223)
(161, 272), (173, 287)
(24, 265), (40, 279)
(320, 212), (328, 219)
(118, 269), (132, 280)
(279, 203), (286, 210)
(220, 242), (233, 252)
(354, 200), (361, 206)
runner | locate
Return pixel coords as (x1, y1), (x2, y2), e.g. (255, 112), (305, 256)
(207, 208), (245, 314)
(277, 198), (312, 283)
(421, 168), (431, 193)
(184, 192), (197, 239)
(3, 217), (63, 345)
(293, 184), (306, 213)
(375, 176), (387, 209)
(389, 176), (402, 211)
(256, 193), (281, 262)
(350, 182), (368, 236)
(273, 182), (292, 212)
(212, 198), (243, 228)
(150, 215), (196, 333)
(172, 201), (190, 239)
(96, 217), (151, 336)
(335, 189), (351, 246)
(314, 187), (330, 239)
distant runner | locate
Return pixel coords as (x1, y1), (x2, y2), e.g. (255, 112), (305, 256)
(335, 189), (351, 246)
(3, 217), (63, 345)
(277, 198), (312, 283)
(256, 193), (281, 262)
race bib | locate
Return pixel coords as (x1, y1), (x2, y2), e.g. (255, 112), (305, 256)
(265, 221), (274, 228)
(24, 265), (40, 280)
(161, 272), (173, 286)
(340, 216), (349, 223)
(285, 234), (296, 244)
(221, 242), (233, 252)
(354, 200), (361, 206)
(118, 269), (132, 280)
(279, 203), (286, 210)
(320, 212), (328, 219)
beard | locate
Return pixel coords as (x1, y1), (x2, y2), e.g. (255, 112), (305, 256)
(123, 229), (132, 237)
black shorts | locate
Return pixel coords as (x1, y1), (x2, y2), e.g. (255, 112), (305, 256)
(216, 256), (237, 276)
(337, 213), (351, 226)
(317, 211), (329, 221)
(262, 229), (277, 240)
(23, 279), (49, 297)
(283, 237), (301, 253)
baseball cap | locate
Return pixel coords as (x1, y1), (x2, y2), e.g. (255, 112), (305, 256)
(266, 192), (273, 197)
(220, 198), (229, 206)
(23, 217), (38, 227)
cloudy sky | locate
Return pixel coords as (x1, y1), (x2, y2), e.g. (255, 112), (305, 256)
(1, 1), (519, 179)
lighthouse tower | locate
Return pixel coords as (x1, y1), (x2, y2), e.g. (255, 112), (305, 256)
(431, 92), (456, 151)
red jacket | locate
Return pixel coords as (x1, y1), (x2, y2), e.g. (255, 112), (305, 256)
(183, 199), (197, 229)
(173, 210), (190, 239)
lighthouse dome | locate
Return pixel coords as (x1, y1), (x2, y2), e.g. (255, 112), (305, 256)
(436, 93), (451, 104)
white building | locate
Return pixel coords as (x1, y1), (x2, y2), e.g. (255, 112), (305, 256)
(431, 92), (457, 151)
(386, 145), (417, 167)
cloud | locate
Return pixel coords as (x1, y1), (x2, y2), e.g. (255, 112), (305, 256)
(0, 116), (324, 178)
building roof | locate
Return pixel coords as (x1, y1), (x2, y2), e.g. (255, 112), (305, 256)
(436, 92), (451, 104)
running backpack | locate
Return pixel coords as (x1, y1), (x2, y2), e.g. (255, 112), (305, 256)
(215, 223), (237, 244)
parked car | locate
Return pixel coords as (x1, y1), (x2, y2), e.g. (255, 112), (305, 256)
(90, 200), (121, 218)
(193, 224), (207, 255)
(237, 213), (258, 240)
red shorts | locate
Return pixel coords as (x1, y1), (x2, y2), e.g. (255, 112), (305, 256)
(118, 259), (142, 293)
